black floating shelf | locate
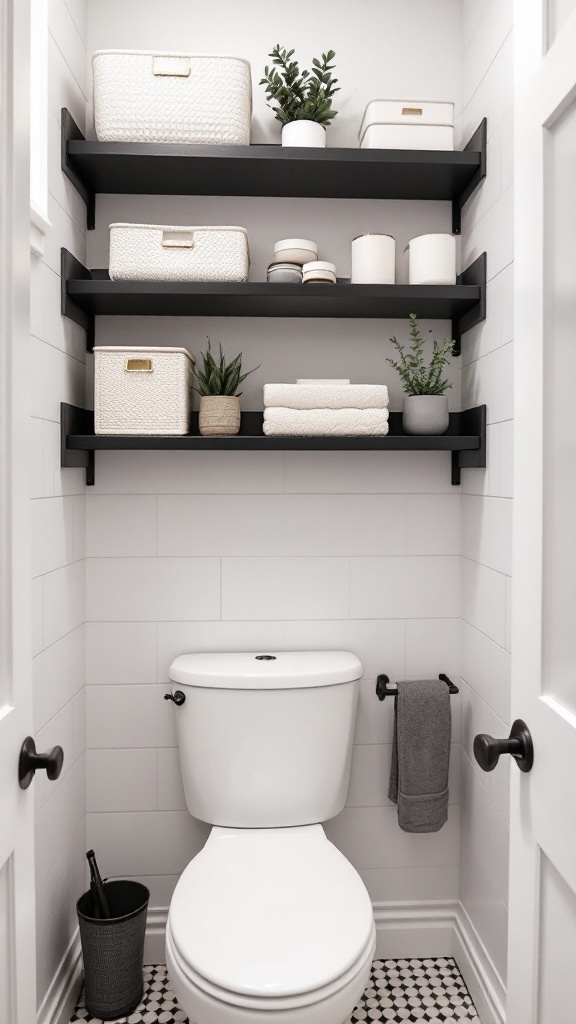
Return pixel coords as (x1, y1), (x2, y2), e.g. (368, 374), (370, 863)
(61, 109), (486, 234)
(61, 403), (486, 486)
(61, 249), (487, 358)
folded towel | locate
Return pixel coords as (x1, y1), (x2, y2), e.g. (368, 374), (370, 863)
(297, 378), (351, 384)
(388, 679), (451, 833)
(263, 408), (390, 436)
(264, 383), (389, 411)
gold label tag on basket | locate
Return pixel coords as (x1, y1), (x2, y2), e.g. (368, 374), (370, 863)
(402, 107), (423, 115)
(152, 56), (191, 77)
(124, 358), (153, 372)
(161, 231), (195, 248)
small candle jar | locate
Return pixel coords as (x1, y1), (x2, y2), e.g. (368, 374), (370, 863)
(351, 233), (396, 284)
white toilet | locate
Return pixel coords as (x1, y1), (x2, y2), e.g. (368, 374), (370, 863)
(165, 651), (376, 1024)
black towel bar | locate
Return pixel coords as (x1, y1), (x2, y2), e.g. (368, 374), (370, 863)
(375, 673), (459, 701)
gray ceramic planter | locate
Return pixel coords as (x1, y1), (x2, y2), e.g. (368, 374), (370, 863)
(402, 395), (449, 435)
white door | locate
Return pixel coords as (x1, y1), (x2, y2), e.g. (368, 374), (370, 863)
(507, 2), (576, 1021)
(0, 1), (37, 1021)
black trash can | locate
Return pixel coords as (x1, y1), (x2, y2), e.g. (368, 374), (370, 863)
(77, 880), (150, 1020)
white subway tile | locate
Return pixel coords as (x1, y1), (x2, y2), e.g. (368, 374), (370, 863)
(86, 684), (177, 749)
(72, 686), (86, 762)
(285, 451), (454, 494)
(324, 804), (460, 871)
(461, 754), (509, 903)
(30, 257), (85, 359)
(86, 557), (221, 621)
(86, 495), (157, 557)
(462, 620), (511, 724)
(462, 558), (507, 647)
(86, 749), (158, 811)
(283, 618), (406, 682)
(31, 497), (76, 577)
(48, 34), (86, 130)
(32, 576), (44, 656)
(33, 624), (84, 732)
(34, 697), (76, 812)
(158, 748), (187, 811)
(49, 0), (87, 96)
(31, 336), (85, 423)
(462, 343), (514, 426)
(43, 560), (85, 647)
(404, 494), (461, 555)
(86, 622), (157, 685)
(86, 810), (210, 877)
(360, 864), (459, 903)
(462, 0), (512, 109)
(221, 558), (349, 621)
(35, 754), (86, 886)
(405, 618), (461, 679)
(35, 820), (86, 1002)
(350, 556), (461, 619)
(91, 450), (285, 495)
(158, 494), (405, 557)
(463, 495), (512, 575)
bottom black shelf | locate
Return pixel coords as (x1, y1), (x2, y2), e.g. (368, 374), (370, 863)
(61, 404), (486, 485)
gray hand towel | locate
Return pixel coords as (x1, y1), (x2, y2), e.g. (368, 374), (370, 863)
(388, 679), (451, 833)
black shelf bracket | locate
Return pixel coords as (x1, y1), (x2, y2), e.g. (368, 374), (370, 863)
(61, 248), (95, 351)
(451, 251), (487, 357)
(61, 108), (96, 229)
(451, 404), (487, 485)
(60, 403), (95, 485)
(452, 118), (487, 235)
(376, 673), (459, 700)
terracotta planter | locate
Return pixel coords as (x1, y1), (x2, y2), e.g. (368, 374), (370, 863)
(198, 396), (241, 436)
(402, 395), (449, 435)
(281, 120), (327, 148)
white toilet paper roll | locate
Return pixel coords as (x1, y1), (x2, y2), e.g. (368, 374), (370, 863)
(351, 233), (396, 284)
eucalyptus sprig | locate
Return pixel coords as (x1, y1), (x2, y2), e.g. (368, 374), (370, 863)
(260, 45), (340, 126)
(387, 314), (454, 396)
(193, 339), (259, 398)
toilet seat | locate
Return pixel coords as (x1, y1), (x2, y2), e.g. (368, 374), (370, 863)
(167, 824), (375, 1010)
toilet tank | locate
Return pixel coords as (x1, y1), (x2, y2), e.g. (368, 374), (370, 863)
(169, 651), (362, 828)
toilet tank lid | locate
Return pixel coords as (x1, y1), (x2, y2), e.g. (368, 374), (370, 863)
(169, 651), (362, 689)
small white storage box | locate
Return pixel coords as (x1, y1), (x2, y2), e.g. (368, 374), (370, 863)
(94, 347), (195, 436)
(108, 224), (250, 282)
(93, 50), (252, 145)
(359, 99), (454, 151)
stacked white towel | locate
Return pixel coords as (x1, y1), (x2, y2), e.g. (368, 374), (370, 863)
(263, 382), (390, 436)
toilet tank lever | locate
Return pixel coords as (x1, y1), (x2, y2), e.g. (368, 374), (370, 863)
(164, 690), (186, 706)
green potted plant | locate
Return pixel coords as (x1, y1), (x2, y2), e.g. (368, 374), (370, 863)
(387, 314), (454, 435)
(194, 339), (259, 436)
(260, 45), (339, 148)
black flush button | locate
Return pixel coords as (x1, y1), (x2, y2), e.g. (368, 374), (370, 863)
(255, 655), (277, 660)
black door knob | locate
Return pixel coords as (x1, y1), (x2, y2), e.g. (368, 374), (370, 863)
(164, 690), (186, 706)
(19, 736), (64, 790)
(474, 719), (534, 774)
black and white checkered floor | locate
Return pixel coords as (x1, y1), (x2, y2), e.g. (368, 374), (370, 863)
(70, 958), (479, 1023)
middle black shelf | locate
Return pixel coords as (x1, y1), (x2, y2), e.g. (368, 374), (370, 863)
(61, 248), (486, 355)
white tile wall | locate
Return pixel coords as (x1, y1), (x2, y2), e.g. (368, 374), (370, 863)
(458, 0), (514, 989)
(32, 0), (88, 1015)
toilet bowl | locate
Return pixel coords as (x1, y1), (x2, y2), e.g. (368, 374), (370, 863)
(165, 651), (374, 1024)
(166, 825), (376, 1024)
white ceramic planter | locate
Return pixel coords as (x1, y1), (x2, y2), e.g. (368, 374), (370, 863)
(402, 395), (449, 435)
(198, 396), (241, 436)
(407, 233), (456, 286)
(281, 120), (327, 148)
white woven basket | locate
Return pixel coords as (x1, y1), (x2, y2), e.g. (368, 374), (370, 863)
(93, 50), (252, 145)
(94, 347), (195, 436)
(108, 224), (250, 282)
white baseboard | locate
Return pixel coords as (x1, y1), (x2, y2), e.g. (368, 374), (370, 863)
(37, 927), (83, 1024)
(145, 901), (505, 1024)
(453, 904), (506, 1024)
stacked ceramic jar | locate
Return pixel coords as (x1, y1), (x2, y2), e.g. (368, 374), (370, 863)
(267, 239), (337, 284)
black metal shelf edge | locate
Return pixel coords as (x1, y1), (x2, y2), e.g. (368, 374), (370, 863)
(61, 404), (486, 486)
(61, 109), (487, 233)
(61, 249), (487, 358)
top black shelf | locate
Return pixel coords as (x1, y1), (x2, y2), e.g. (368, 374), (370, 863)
(61, 110), (487, 234)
